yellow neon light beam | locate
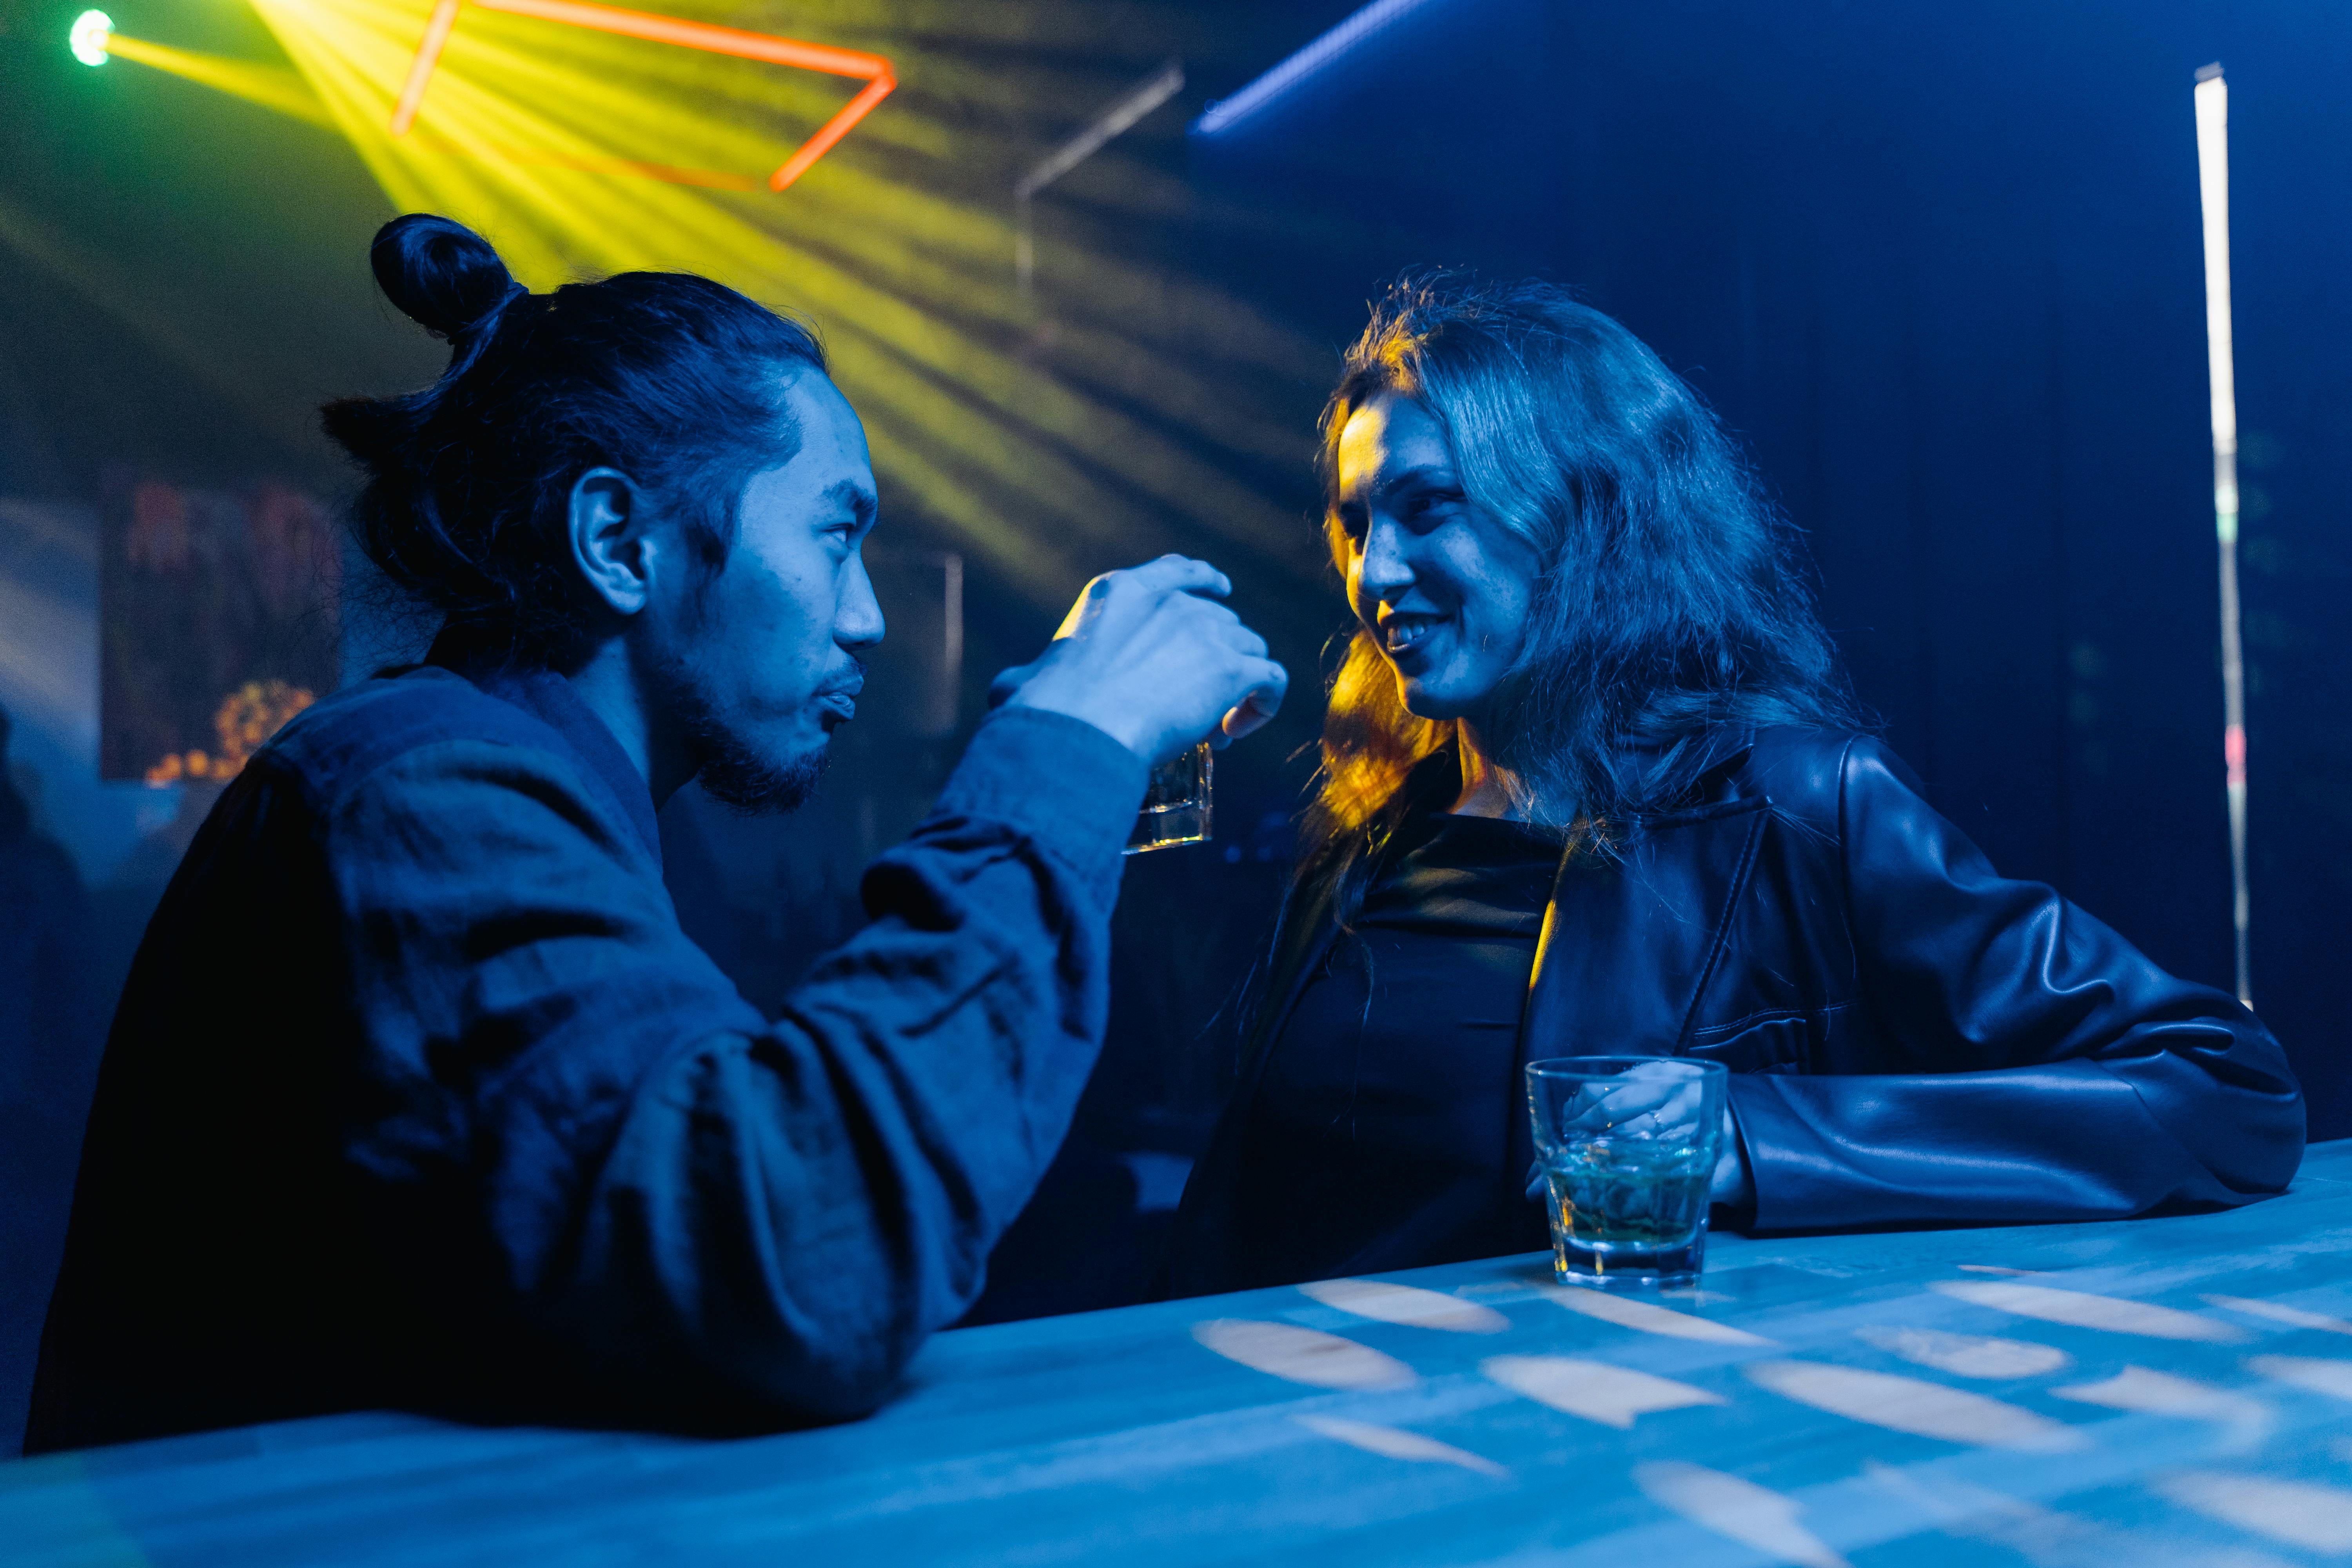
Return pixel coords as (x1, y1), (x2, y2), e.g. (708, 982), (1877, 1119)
(102, 34), (336, 129)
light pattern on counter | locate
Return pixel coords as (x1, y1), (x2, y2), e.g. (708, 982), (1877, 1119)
(2207, 1296), (2352, 1336)
(1547, 1285), (1771, 1345)
(2051, 1366), (2269, 1436)
(2156, 1472), (2352, 1553)
(1190, 1319), (1416, 1390)
(1744, 1360), (2086, 1450)
(1297, 1279), (1508, 1334)
(1292, 1415), (1508, 1476)
(1635, 1461), (1847, 1568)
(1854, 1324), (2070, 1379)
(1481, 1355), (1724, 1429)
(2246, 1355), (2352, 1402)
(1933, 1280), (2247, 1342)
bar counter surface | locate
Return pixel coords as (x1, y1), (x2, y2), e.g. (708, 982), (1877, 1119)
(11, 1141), (2352, 1566)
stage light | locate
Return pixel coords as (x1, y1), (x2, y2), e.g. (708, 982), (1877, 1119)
(2193, 60), (2251, 1008)
(387, 0), (894, 193)
(70, 10), (114, 66)
(46, 0), (1334, 648)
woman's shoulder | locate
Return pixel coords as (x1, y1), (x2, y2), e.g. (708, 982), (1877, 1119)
(1736, 727), (1927, 827)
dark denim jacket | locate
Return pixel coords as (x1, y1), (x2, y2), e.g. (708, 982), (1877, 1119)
(29, 661), (1143, 1451)
(1167, 728), (2305, 1295)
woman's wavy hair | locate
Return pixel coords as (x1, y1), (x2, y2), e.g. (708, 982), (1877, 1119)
(323, 214), (826, 666)
(1289, 274), (1859, 937)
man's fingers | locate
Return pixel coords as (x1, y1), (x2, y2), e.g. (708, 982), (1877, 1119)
(1124, 555), (1230, 598)
(1051, 590), (1096, 641)
(1056, 558), (1232, 640)
(1218, 661), (1289, 742)
(1163, 596), (1246, 641)
(1218, 620), (1269, 660)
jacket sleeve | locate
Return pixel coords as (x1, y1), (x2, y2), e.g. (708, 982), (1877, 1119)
(330, 706), (1144, 1421)
(1728, 736), (2305, 1231)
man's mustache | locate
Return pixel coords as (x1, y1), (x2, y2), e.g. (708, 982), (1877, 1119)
(818, 660), (867, 700)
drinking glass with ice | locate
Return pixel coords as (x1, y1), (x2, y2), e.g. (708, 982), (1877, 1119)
(1526, 1056), (1728, 1287)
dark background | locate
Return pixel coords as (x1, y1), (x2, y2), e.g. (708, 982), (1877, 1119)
(0, 0), (2343, 1343)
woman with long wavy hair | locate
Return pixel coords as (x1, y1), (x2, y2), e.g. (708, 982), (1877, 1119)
(1163, 276), (2301, 1295)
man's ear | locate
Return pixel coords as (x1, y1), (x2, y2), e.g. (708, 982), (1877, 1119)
(568, 467), (655, 616)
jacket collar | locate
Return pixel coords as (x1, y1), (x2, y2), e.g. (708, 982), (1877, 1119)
(425, 631), (664, 867)
(1621, 724), (1758, 819)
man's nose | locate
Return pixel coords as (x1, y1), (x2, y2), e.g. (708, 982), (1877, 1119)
(836, 555), (886, 652)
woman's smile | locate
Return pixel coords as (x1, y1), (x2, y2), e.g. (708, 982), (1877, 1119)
(1338, 392), (1539, 721)
(1379, 609), (1450, 661)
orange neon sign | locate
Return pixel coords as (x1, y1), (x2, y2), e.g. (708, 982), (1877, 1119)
(388, 0), (895, 192)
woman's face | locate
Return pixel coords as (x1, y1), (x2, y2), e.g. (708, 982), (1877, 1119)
(1335, 391), (1541, 722)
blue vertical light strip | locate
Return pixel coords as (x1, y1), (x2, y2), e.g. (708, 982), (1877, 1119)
(2193, 62), (2252, 1009)
(1192, 0), (1450, 139)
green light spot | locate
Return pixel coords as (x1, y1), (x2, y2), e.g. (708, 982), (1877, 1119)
(70, 10), (113, 66)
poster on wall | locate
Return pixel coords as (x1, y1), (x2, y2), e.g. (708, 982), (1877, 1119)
(98, 470), (340, 783)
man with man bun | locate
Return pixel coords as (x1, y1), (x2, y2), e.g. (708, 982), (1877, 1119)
(27, 215), (1287, 1450)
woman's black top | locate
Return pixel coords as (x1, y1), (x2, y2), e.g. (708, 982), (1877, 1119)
(1169, 729), (2301, 1303)
(1221, 811), (1560, 1288)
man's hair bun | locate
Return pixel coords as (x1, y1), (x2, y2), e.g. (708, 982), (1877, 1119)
(326, 209), (826, 666)
(369, 213), (518, 345)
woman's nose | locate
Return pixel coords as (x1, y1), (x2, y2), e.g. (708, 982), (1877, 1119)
(1356, 515), (1415, 599)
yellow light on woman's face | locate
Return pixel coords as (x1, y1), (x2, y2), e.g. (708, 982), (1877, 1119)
(70, 10), (114, 66)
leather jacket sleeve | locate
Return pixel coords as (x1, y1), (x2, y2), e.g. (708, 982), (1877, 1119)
(1727, 737), (2305, 1231)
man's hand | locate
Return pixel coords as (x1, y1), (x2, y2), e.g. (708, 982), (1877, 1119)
(990, 556), (1289, 766)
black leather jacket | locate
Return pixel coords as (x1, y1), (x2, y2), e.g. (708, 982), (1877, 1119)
(1166, 728), (2303, 1294)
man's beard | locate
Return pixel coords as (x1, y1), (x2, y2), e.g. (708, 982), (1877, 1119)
(663, 664), (833, 816)
(696, 720), (828, 815)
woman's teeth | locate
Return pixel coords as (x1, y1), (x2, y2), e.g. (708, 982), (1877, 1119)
(1384, 615), (1443, 652)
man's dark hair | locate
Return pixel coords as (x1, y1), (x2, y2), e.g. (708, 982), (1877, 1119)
(323, 214), (827, 665)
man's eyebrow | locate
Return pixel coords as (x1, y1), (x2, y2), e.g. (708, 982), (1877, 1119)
(818, 478), (878, 526)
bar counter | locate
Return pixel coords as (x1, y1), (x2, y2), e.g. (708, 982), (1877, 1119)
(11, 1140), (2352, 1565)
